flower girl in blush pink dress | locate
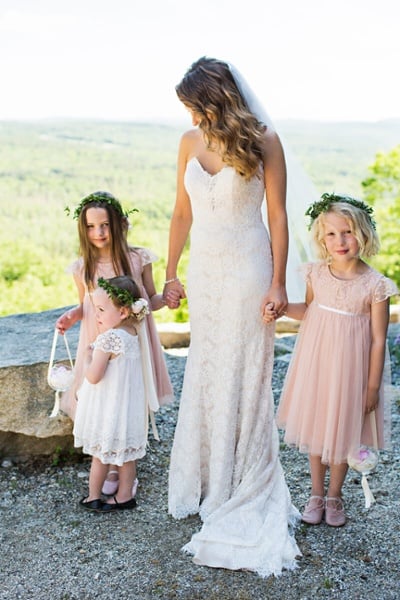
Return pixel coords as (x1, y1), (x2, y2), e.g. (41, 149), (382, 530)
(270, 194), (398, 527)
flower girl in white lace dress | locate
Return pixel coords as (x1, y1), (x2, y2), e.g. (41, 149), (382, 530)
(73, 276), (158, 512)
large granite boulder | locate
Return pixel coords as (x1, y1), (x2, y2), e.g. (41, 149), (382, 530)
(0, 307), (78, 458)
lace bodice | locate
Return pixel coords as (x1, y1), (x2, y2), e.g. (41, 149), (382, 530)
(185, 157), (265, 230)
(70, 247), (157, 292)
(304, 262), (398, 314)
(94, 328), (139, 357)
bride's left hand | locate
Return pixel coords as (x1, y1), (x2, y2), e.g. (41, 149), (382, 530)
(261, 284), (288, 320)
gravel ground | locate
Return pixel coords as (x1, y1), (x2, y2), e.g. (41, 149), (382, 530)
(1, 325), (399, 600)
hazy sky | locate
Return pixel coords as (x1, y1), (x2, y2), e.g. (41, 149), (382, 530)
(1, 0), (399, 122)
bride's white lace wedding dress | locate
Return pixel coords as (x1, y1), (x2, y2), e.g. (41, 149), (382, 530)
(168, 157), (300, 577)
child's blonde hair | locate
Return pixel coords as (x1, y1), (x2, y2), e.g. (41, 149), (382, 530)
(311, 201), (380, 260)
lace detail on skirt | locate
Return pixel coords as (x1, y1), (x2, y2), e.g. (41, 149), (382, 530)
(168, 158), (300, 576)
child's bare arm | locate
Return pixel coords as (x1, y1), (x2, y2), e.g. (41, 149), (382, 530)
(286, 281), (314, 320)
(142, 263), (157, 301)
(366, 298), (390, 412)
(142, 262), (180, 310)
(56, 274), (84, 333)
(149, 293), (167, 310)
(141, 263), (166, 311)
(85, 347), (111, 384)
(284, 302), (308, 320)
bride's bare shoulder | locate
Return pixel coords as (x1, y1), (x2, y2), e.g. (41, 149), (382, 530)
(181, 128), (202, 145)
(179, 128), (203, 156)
(262, 126), (282, 145)
(260, 127), (284, 160)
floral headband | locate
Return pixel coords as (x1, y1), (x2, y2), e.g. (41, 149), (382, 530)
(65, 191), (138, 220)
(97, 277), (150, 321)
(305, 192), (376, 230)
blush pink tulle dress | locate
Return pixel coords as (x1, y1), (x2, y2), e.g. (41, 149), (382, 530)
(60, 247), (174, 419)
(276, 262), (398, 465)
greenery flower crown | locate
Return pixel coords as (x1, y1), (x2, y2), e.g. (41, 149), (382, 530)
(305, 192), (376, 230)
(97, 277), (149, 321)
(64, 191), (138, 220)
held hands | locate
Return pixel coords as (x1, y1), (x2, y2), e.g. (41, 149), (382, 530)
(261, 284), (288, 324)
(163, 278), (186, 309)
(262, 303), (277, 324)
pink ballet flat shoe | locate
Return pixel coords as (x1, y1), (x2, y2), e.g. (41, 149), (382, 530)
(101, 470), (119, 496)
(132, 478), (139, 498)
(301, 495), (325, 525)
(325, 497), (346, 527)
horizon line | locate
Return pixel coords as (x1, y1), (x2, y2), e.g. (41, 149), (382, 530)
(1, 116), (400, 126)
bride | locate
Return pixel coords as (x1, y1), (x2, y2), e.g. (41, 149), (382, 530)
(164, 56), (313, 577)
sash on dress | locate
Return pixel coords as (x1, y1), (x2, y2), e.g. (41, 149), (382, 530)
(318, 303), (357, 317)
(138, 322), (160, 441)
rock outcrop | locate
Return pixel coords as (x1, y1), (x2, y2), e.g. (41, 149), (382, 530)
(0, 307), (78, 458)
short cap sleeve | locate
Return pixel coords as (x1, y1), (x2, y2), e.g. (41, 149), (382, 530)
(66, 257), (83, 276)
(135, 246), (158, 267)
(299, 262), (314, 285)
(94, 330), (125, 355)
(372, 276), (399, 304)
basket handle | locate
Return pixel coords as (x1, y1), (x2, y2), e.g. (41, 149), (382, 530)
(47, 329), (74, 419)
(47, 329), (74, 381)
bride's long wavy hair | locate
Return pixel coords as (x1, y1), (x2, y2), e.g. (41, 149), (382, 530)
(176, 57), (266, 180)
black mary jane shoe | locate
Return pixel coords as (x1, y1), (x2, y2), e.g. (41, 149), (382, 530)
(100, 496), (137, 512)
(79, 497), (104, 512)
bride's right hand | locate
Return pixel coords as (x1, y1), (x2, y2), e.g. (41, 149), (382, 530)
(163, 280), (186, 309)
